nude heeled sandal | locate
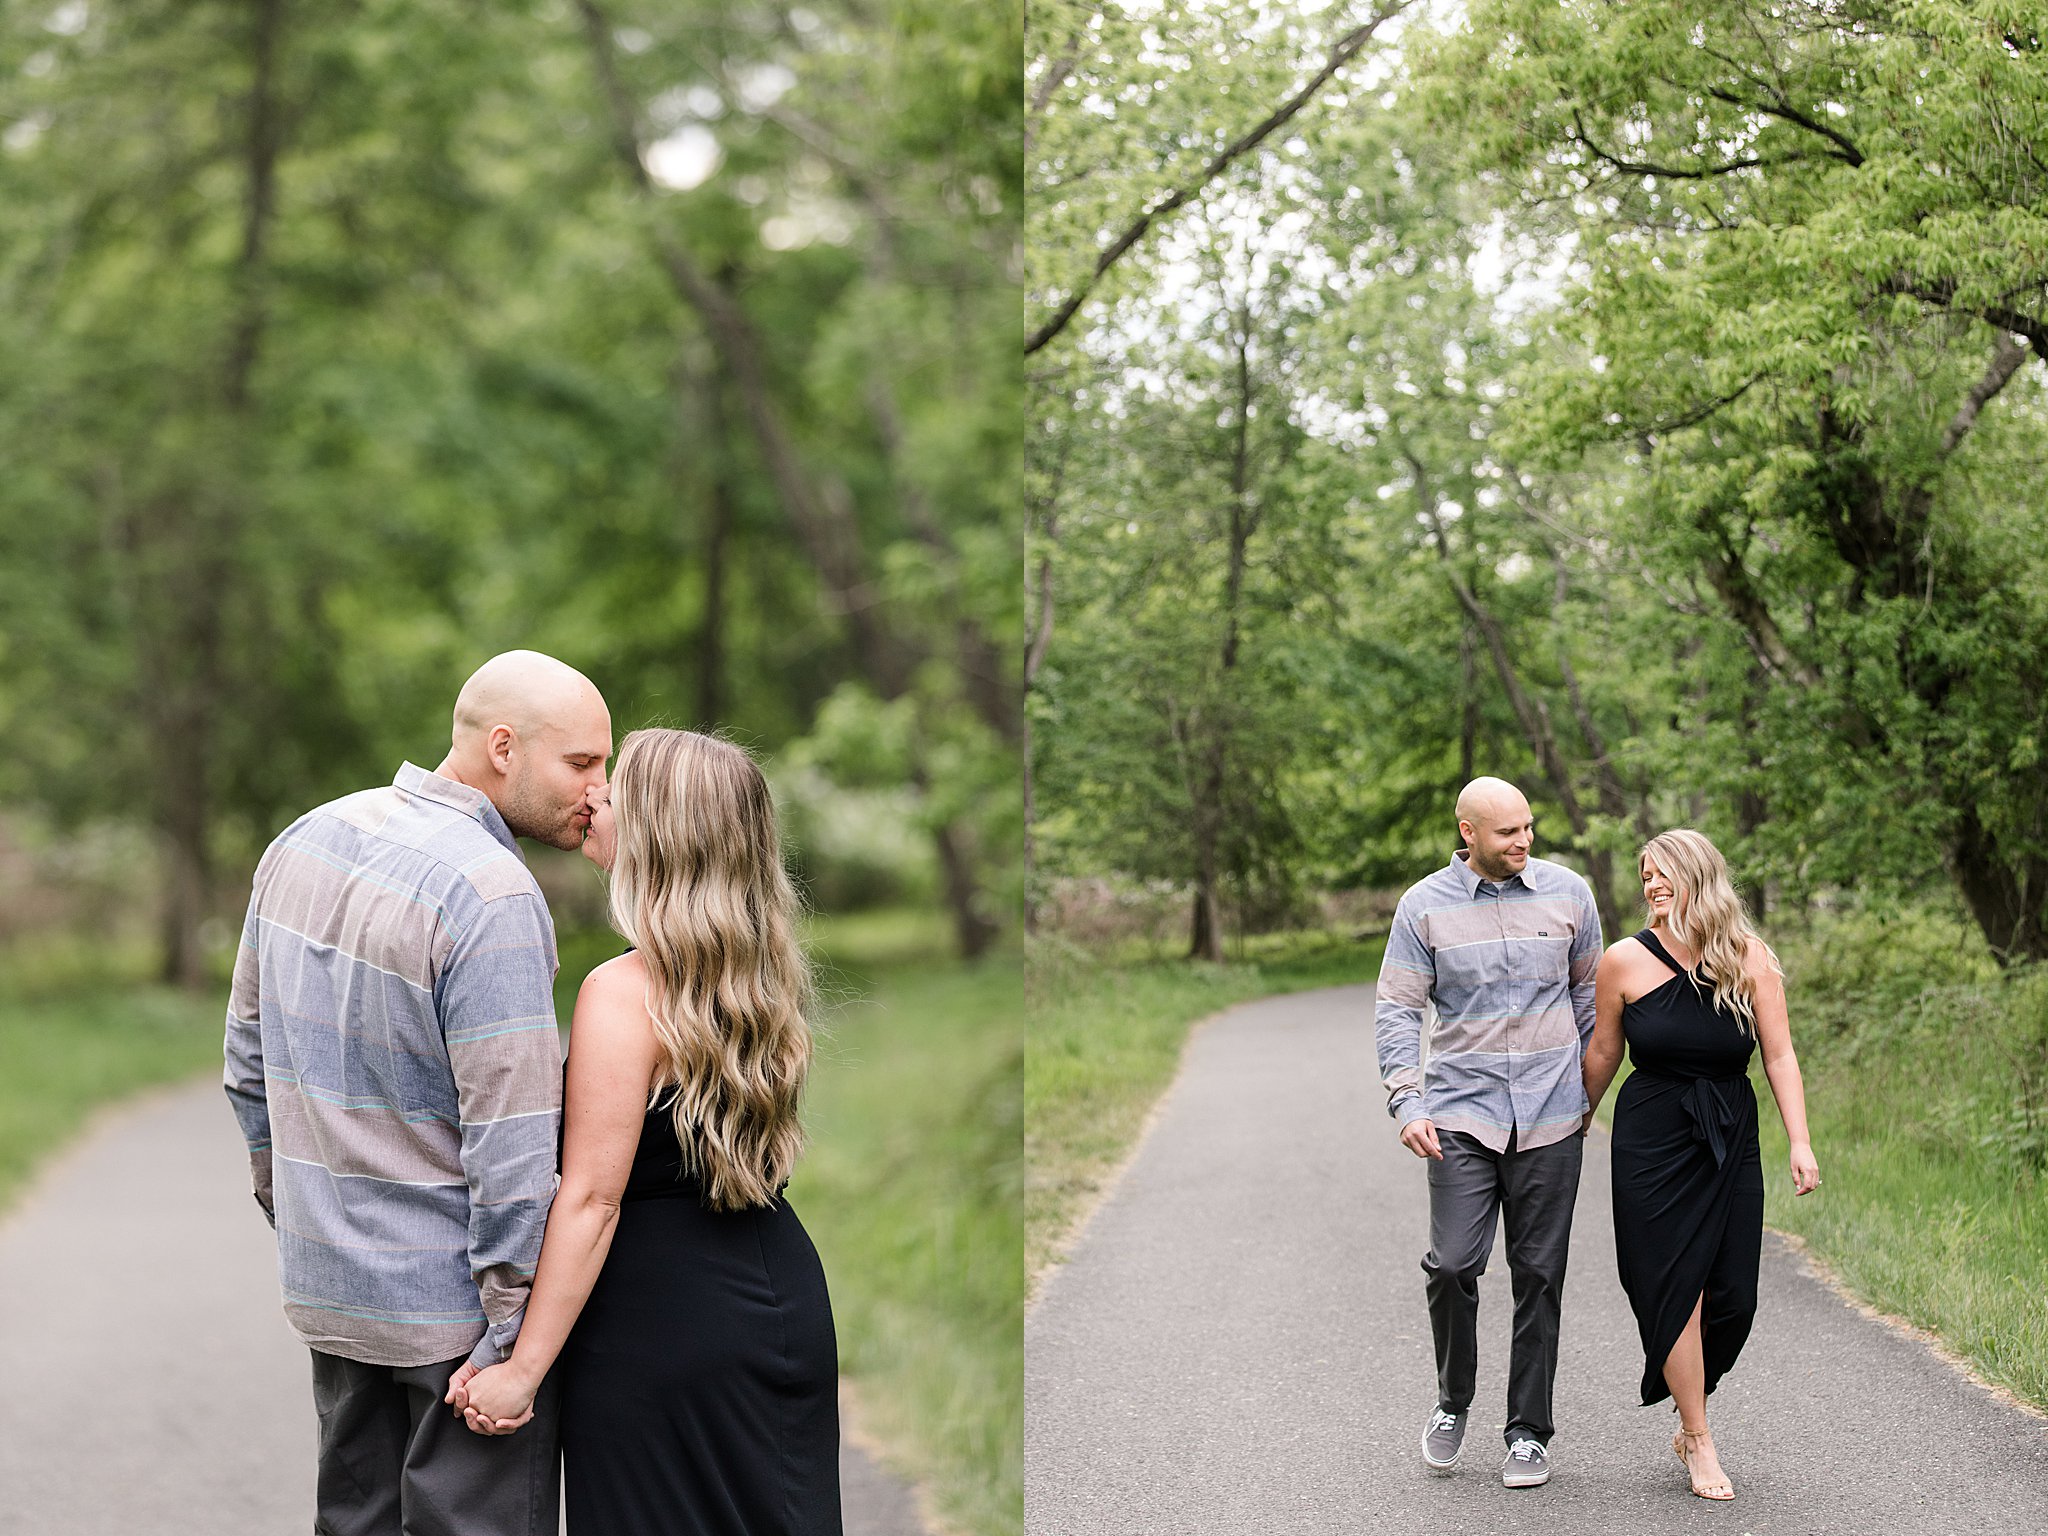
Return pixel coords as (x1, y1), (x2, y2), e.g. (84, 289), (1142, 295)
(1673, 1427), (1735, 1500)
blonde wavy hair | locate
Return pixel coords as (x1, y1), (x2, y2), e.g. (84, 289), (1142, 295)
(606, 728), (812, 1210)
(1641, 828), (1780, 1035)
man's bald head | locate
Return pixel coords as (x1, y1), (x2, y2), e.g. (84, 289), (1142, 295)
(437, 651), (612, 850)
(451, 650), (603, 752)
(1456, 776), (1534, 883)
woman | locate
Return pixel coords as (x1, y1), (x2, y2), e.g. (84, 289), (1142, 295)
(449, 728), (840, 1534)
(1582, 829), (1820, 1502)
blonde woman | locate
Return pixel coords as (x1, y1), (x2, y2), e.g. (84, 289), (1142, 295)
(1582, 829), (1820, 1503)
(449, 729), (839, 1535)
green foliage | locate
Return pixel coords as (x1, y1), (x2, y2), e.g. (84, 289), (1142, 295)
(1033, 0), (2048, 961)
(1759, 899), (2048, 1409)
(0, 0), (1021, 960)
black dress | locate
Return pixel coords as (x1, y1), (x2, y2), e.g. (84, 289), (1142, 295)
(1610, 928), (1765, 1406)
(558, 1103), (842, 1535)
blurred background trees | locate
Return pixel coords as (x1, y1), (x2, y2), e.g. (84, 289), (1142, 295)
(0, 0), (1021, 977)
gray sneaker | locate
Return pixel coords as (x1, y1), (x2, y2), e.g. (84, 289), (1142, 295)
(1421, 1407), (1466, 1470)
(1501, 1437), (1550, 1488)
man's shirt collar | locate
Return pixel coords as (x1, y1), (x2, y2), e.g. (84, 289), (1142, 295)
(1450, 848), (1530, 897)
(394, 762), (522, 857)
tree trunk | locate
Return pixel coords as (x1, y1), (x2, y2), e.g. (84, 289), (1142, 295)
(1459, 621), (1477, 782)
(1187, 869), (1224, 963)
(1186, 318), (1256, 962)
(692, 354), (732, 728)
(1023, 508), (1059, 936)
(1951, 805), (2048, 965)
(155, 0), (286, 987)
(934, 818), (998, 961)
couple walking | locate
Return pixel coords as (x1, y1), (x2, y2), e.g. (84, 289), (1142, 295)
(1373, 776), (1821, 1500)
(222, 651), (840, 1535)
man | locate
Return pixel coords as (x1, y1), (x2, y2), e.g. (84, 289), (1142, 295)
(1372, 776), (1602, 1489)
(224, 651), (611, 1536)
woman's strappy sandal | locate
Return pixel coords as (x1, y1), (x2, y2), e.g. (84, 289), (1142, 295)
(1672, 1427), (1735, 1500)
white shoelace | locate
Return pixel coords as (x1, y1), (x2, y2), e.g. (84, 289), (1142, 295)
(1430, 1411), (1460, 1434)
(1508, 1439), (1544, 1461)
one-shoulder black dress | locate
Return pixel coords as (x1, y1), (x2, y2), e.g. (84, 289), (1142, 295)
(1611, 928), (1765, 1406)
(557, 1104), (842, 1535)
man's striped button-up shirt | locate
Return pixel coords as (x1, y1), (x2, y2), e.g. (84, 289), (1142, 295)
(1373, 851), (1603, 1153)
(224, 763), (563, 1369)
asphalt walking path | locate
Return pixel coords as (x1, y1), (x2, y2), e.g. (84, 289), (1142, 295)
(0, 1075), (927, 1536)
(1025, 983), (2048, 1536)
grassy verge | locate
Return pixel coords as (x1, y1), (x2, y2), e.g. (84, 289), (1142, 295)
(1025, 928), (1386, 1293)
(1745, 903), (2048, 1413)
(567, 906), (1022, 1536)
(0, 943), (224, 1211)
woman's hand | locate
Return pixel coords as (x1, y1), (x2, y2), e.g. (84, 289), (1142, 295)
(1789, 1141), (1821, 1196)
(455, 1360), (539, 1435)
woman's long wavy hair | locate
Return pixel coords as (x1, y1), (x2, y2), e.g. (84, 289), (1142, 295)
(606, 728), (812, 1210)
(1641, 828), (1779, 1035)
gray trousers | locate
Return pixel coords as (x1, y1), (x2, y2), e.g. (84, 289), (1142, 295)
(1422, 1127), (1582, 1446)
(310, 1350), (561, 1536)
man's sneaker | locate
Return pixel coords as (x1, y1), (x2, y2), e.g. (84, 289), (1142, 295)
(1421, 1407), (1466, 1470)
(1501, 1437), (1550, 1488)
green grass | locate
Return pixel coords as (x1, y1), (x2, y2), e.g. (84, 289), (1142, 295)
(793, 916), (1021, 1536)
(1746, 904), (2048, 1413)
(0, 939), (226, 1210)
(1025, 927), (1386, 1291)
(2, 910), (1022, 1536)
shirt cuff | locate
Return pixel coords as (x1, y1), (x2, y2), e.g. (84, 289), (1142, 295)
(466, 1313), (523, 1371)
(1390, 1091), (1427, 1126)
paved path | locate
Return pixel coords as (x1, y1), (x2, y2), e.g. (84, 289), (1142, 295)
(0, 1076), (927, 1536)
(1025, 984), (2048, 1535)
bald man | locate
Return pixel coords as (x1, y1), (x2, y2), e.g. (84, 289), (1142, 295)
(1373, 777), (1603, 1489)
(225, 651), (611, 1536)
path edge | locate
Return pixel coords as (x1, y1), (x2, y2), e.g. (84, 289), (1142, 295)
(1766, 1226), (2048, 1429)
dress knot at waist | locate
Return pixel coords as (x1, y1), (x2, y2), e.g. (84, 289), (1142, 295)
(1629, 1068), (1753, 1167)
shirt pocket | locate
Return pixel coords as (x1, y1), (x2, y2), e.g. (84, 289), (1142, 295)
(1519, 922), (1573, 983)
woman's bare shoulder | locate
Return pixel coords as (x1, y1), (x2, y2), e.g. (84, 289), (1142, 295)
(1600, 934), (1649, 969)
(574, 951), (652, 1022)
(1740, 933), (1781, 979)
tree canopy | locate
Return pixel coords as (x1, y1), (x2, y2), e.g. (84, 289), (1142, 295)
(1029, 0), (2048, 960)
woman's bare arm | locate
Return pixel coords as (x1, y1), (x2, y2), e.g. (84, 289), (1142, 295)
(1750, 945), (1820, 1195)
(449, 955), (658, 1430)
(1582, 943), (1632, 1123)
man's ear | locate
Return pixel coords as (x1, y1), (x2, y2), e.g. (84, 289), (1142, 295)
(486, 725), (517, 775)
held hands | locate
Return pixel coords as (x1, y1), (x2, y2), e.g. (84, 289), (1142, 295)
(444, 1359), (538, 1436)
(1398, 1117), (1443, 1161)
(1789, 1141), (1822, 1196)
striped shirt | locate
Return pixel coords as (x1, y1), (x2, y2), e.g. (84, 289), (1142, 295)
(1373, 851), (1603, 1153)
(223, 763), (563, 1369)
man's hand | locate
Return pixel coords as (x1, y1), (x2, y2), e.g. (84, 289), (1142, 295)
(444, 1360), (479, 1413)
(1578, 1110), (1595, 1138)
(1399, 1117), (1443, 1161)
